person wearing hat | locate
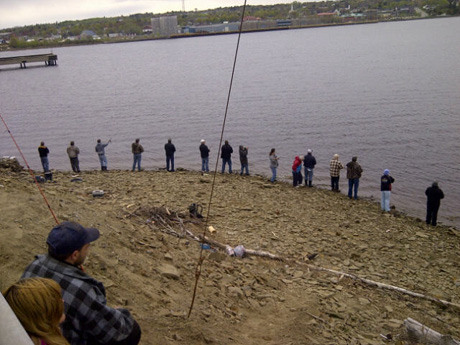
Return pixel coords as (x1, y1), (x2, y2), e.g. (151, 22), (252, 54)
(425, 181), (444, 226)
(346, 156), (363, 200)
(380, 169), (395, 212)
(199, 139), (210, 173)
(21, 222), (141, 345)
(303, 149), (316, 187)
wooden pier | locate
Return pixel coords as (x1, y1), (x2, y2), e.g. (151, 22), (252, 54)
(0, 53), (57, 69)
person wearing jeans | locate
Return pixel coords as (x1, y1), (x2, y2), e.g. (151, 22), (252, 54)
(38, 141), (50, 172)
(131, 138), (144, 172)
(95, 139), (111, 171)
(346, 156), (363, 199)
(221, 140), (233, 174)
(199, 139), (210, 173)
(380, 169), (395, 211)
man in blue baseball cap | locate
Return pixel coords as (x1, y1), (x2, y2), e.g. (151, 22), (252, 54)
(22, 221), (141, 345)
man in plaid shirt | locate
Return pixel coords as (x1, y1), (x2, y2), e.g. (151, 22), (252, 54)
(22, 222), (141, 345)
(329, 154), (344, 192)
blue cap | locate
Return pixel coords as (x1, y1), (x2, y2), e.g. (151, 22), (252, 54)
(46, 221), (100, 256)
(384, 169), (390, 175)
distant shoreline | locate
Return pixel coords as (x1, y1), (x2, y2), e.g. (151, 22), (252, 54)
(2, 15), (457, 53)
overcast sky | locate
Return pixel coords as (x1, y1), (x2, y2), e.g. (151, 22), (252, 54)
(0, 0), (293, 30)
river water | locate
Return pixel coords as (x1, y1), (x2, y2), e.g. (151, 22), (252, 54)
(1, 17), (459, 228)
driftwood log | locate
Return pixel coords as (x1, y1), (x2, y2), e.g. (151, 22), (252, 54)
(404, 318), (460, 345)
(196, 233), (460, 310)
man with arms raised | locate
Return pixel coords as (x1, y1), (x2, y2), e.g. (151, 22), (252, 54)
(22, 221), (141, 345)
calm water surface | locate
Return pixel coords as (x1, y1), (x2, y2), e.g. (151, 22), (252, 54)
(1, 17), (459, 227)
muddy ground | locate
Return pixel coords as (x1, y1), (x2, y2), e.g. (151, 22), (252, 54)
(0, 165), (459, 345)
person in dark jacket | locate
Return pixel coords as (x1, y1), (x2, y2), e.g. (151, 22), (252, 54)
(425, 182), (444, 226)
(221, 140), (233, 174)
(303, 149), (316, 187)
(239, 145), (249, 175)
(346, 156), (363, 200)
(199, 139), (210, 173)
(164, 138), (176, 172)
(380, 169), (395, 212)
(22, 222), (141, 345)
(38, 141), (50, 172)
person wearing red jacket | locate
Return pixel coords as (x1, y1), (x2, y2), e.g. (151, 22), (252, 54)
(292, 156), (303, 187)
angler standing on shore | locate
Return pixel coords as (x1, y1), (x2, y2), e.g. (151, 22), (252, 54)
(131, 138), (144, 172)
(67, 141), (80, 173)
(380, 169), (395, 212)
(164, 138), (176, 172)
(303, 149), (316, 187)
(269, 148), (279, 183)
(38, 141), (50, 172)
(239, 145), (249, 175)
(329, 154), (343, 192)
(200, 139), (210, 173)
(346, 156), (363, 199)
(95, 138), (111, 171)
(221, 140), (233, 174)
(425, 181), (444, 226)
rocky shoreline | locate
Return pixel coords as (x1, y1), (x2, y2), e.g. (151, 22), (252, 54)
(1, 166), (459, 344)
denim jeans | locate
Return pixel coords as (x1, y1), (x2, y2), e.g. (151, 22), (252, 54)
(201, 157), (209, 172)
(132, 154), (142, 171)
(40, 156), (49, 172)
(348, 178), (359, 199)
(270, 167), (277, 182)
(221, 158), (232, 173)
(166, 156), (174, 171)
(304, 167), (314, 183)
(98, 154), (107, 169)
(240, 164), (249, 175)
(381, 191), (391, 211)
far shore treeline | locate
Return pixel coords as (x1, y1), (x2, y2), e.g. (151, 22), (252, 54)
(0, 0), (459, 50)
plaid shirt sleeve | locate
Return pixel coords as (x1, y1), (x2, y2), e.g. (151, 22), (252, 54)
(22, 255), (134, 345)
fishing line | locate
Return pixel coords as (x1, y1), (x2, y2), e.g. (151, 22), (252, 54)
(188, 0), (249, 318)
(0, 113), (60, 225)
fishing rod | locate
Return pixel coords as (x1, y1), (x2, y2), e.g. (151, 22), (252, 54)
(188, 0), (248, 318)
(0, 113), (60, 225)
